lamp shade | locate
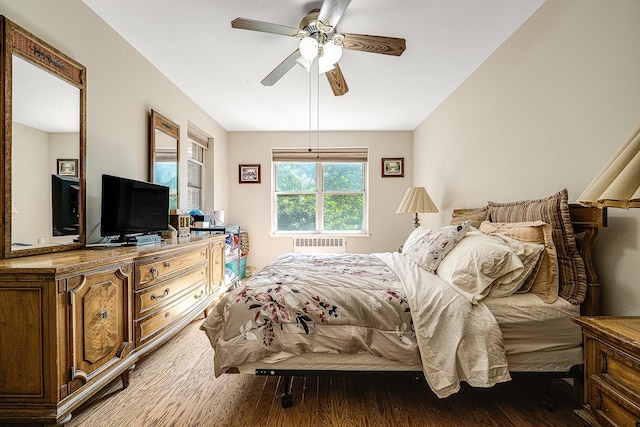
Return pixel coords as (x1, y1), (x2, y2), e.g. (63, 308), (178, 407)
(578, 119), (640, 209)
(396, 187), (439, 214)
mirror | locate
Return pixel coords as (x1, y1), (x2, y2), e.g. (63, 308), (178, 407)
(1, 16), (86, 258)
(149, 109), (179, 210)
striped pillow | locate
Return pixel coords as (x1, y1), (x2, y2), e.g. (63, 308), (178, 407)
(450, 206), (490, 229)
(487, 189), (587, 304)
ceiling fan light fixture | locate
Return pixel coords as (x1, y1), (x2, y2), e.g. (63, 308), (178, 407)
(322, 41), (342, 65)
(318, 57), (336, 74)
(299, 36), (319, 60)
(296, 56), (312, 72)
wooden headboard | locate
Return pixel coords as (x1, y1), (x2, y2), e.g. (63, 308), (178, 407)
(568, 204), (607, 316)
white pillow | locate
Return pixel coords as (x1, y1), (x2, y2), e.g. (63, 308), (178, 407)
(402, 222), (470, 273)
(436, 231), (543, 304)
(487, 234), (545, 298)
(479, 220), (558, 303)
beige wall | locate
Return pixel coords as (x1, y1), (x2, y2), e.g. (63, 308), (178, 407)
(227, 131), (414, 269)
(413, 0), (640, 316)
(0, 0), (229, 243)
(4, 0), (639, 316)
(12, 123), (50, 245)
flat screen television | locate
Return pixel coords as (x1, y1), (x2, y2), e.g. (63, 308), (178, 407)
(101, 174), (169, 242)
(52, 175), (79, 236)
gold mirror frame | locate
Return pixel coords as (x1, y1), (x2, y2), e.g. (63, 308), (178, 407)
(149, 109), (179, 210)
(1, 16), (86, 258)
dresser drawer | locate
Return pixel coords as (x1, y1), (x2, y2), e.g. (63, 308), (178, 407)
(135, 263), (208, 316)
(589, 376), (640, 427)
(135, 247), (208, 290)
(588, 337), (640, 426)
(592, 338), (640, 398)
(135, 282), (208, 346)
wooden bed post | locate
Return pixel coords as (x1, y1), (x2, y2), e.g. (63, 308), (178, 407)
(568, 205), (607, 316)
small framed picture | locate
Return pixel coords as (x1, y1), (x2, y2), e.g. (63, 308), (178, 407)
(57, 159), (78, 177)
(239, 164), (261, 184)
(381, 158), (404, 177)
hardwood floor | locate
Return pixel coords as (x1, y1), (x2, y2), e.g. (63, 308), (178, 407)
(68, 318), (583, 427)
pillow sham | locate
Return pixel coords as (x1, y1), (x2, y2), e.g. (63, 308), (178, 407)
(488, 189), (587, 305)
(480, 220), (559, 303)
(435, 231), (543, 304)
(402, 222), (470, 273)
(450, 206), (490, 229)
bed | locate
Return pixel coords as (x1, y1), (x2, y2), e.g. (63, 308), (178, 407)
(201, 189), (607, 407)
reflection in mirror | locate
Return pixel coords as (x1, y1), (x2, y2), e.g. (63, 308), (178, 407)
(150, 110), (179, 210)
(12, 55), (80, 250)
(1, 16), (86, 259)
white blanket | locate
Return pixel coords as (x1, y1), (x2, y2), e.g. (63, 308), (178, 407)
(202, 252), (511, 398)
(376, 252), (511, 397)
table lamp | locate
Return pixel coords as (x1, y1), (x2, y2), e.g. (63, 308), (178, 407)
(396, 186), (439, 228)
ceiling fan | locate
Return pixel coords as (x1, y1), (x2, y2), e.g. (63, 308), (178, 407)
(231, 0), (406, 96)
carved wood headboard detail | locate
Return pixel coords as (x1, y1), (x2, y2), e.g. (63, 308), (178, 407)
(568, 204), (607, 316)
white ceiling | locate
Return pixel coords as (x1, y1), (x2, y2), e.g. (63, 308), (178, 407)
(82, 0), (545, 132)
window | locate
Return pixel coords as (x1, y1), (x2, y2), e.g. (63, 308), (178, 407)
(272, 148), (368, 234)
(186, 124), (210, 211)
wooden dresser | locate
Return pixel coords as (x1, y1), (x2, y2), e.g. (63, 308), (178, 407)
(572, 316), (640, 427)
(0, 235), (225, 426)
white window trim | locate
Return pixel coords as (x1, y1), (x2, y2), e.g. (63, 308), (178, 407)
(271, 148), (369, 236)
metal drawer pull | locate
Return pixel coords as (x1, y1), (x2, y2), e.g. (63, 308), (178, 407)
(98, 310), (110, 319)
(151, 288), (170, 300)
(164, 262), (171, 268)
(165, 312), (170, 318)
(194, 289), (205, 299)
(150, 267), (159, 279)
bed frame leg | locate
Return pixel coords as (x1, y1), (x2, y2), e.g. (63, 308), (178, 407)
(540, 375), (555, 410)
(539, 366), (583, 411)
(281, 376), (293, 408)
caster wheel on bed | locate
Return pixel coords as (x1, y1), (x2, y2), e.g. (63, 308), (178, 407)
(540, 397), (555, 411)
(281, 393), (293, 408)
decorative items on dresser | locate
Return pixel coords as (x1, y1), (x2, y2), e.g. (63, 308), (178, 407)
(191, 225), (247, 289)
(0, 235), (226, 426)
(572, 316), (640, 426)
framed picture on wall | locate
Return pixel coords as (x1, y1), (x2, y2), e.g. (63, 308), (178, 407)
(239, 164), (261, 183)
(381, 158), (404, 177)
(57, 159), (78, 177)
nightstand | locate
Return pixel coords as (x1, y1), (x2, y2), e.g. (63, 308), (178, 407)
(572, 316), (640, 427)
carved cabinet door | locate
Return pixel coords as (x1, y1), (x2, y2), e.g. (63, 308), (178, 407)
(67, 264), (133, 392)
(210, 240), (225, 292)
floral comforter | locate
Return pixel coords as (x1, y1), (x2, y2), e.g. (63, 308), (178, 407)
(200, 252), (510, 398)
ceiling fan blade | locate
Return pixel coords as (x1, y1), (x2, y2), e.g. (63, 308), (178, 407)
(342, 33), (406, 56)
(318, 0), (352, 27)
(231, 18), (300, 37)
(325, 63), (349, 96)
(261, 50), (302, 86)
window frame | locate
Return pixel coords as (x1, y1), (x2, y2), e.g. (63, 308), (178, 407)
(271, 159), (369, 235)
(186, 124), (210, 212)
(187, 141), (205, 210)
